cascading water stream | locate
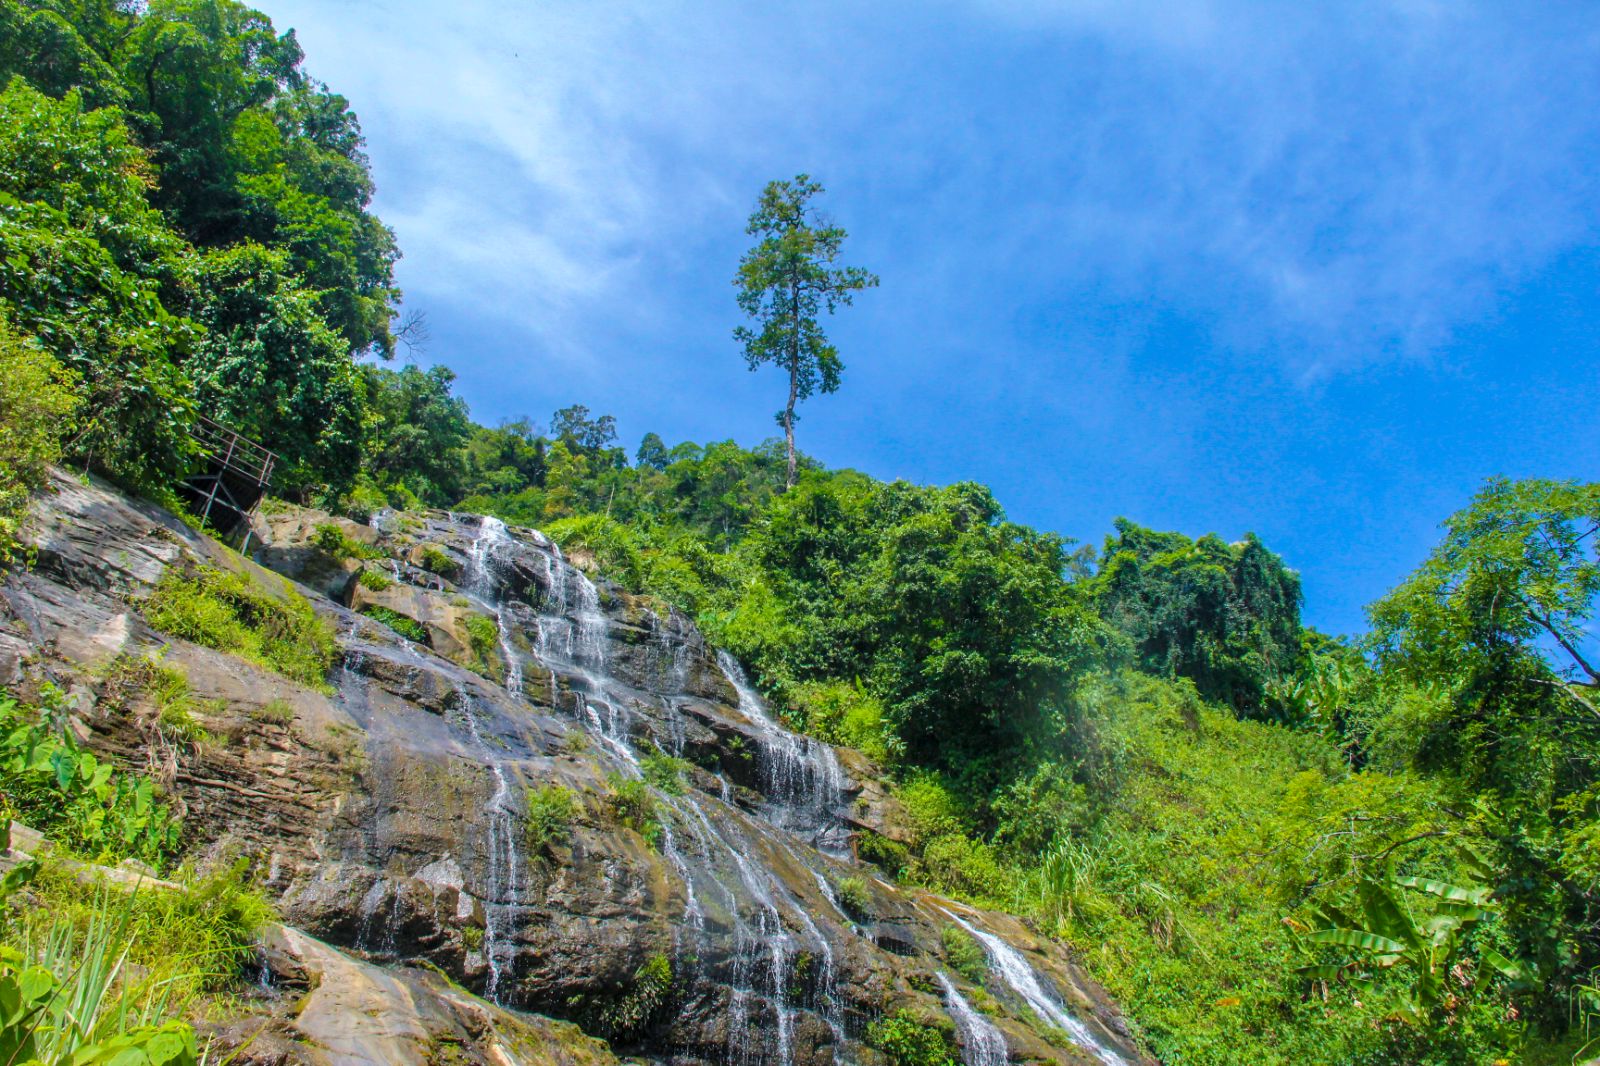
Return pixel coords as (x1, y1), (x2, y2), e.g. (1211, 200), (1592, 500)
(943, 910), (1124, 1066)
(716, 651), (847, 852)
(936, 972), (1009, 1066)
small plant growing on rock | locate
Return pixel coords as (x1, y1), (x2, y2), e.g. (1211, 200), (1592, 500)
(578, 952), (673, 1040)
(940, 925), (988, 985)
(463, 614), (502, 680)
(604, 775), (662, 850)
(313, 522), (385, 561)
(638, 743), (690, 796)
(836, 876), (872, 919)
(865, 1008), (956, 1066)
(361, 605), (429, 645)
(357, 567), (393, 591)
(250, 698), (296, 725)
(461, 925), (484, 952)
(525, 784), (578, 854)
(418, 544), (455, 576)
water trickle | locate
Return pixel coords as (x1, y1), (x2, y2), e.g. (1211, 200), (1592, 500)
(937, 972), (1009, 1066)
(716, 651), (847, 852)
(449, 676), (522, 1004)
(943, 910), (1124, 1066)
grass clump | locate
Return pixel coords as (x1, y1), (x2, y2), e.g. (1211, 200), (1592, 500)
(143, 563), (335, 689)
(835, 876), (872, 918)
(311, 522), (384, 561)
(940, 925), (987, 984)
(418, 544), (456, 577)
(605, 775), (661, 850)
(356, 567), (393, 591)
(525, 783), (578, 854)
(361, 604), (428, 644)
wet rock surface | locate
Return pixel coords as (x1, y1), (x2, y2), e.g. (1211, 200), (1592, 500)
(1, 472), (1151, 1066)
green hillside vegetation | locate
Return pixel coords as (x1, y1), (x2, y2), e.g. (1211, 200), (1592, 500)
(0, 3), (1596, 1063)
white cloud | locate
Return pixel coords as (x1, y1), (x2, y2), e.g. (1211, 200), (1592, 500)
(267, 0), (1600, 379)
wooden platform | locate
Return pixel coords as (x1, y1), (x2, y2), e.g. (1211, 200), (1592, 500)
(178, 416), (277, 537)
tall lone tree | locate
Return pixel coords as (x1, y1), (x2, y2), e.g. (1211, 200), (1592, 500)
(734, 175), (878, 490)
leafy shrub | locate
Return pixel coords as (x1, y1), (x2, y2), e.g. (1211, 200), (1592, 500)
(463, 613), (501, 676)
(605, 775), (661, 849)
(896, 774), (970, 846)
(865, 1009), (955, 1066)
(525, 784), (578, 853)
(461, 924), (484, 952)
(836, 876), (872, 918)
(940, 925), (987, 984)
(143, 563), (335, 689)
(789, 679), (893, 762)
(857, 830), (910, 878)
(0, 321), (79, 565)
(639, 745), (690, 796)
(0, 689), (180, 867)
(361, 605), (428, 644)
(577, 951), (673, 1040)
(914, 834), (1009, 903)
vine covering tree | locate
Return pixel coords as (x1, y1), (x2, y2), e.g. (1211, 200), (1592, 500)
(733, 174), (877, 490)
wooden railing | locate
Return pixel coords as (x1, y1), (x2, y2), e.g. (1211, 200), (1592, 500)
(190, 416), (276, 487)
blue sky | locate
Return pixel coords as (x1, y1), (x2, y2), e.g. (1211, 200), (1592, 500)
(267, 0), (1599, 637)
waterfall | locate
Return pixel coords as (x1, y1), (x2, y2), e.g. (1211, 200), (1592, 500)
(943, 910), (1124, 1066)
(716, 651), (847, 852)
(937, 972), (1009, 1066)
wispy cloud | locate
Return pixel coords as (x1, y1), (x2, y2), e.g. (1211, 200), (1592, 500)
(271, 0), (1600, 379)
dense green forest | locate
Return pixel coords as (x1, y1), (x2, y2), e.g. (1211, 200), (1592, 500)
(1, 2), (1598, 1064)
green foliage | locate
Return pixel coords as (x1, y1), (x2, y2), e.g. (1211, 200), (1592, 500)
(312, 522), (382, 561)
(638, 744), (690, 796)
(940, 925), (988, 984)
(864, 1009), (955, 1066)
(189, 242), (364, 495)
(1093, 519), (1304, 720)
(0, 856), (273, 1064)
(0, 79), (197, 488)
(788, 679), (892, 762)
(733, 174), (878, 487)
(417, 544), (455, 577)
(0, 689), (180, 867)
(361, 604), (428, 644)
(462, 613), (500, 678)
(356, 567), (393, 591)
(575, 951), (672, 1041)
(143, 562), (335, 687)
(835, 876), (871, 918)
(1297, 866), (1522, 1034)
(605, 775), (661, 850)
(0, 918), (198, 1066)
(525, 784), (577, 854)
(0, 320), (79, 564)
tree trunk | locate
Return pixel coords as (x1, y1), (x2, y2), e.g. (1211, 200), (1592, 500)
(784, 357), (798, 490)
(784, 277), (800, 491)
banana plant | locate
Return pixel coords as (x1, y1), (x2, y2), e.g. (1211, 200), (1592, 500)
(1295, 867), (1526, 1023)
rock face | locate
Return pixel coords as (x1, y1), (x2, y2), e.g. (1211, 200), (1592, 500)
(0, 473), (1151, 1066)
